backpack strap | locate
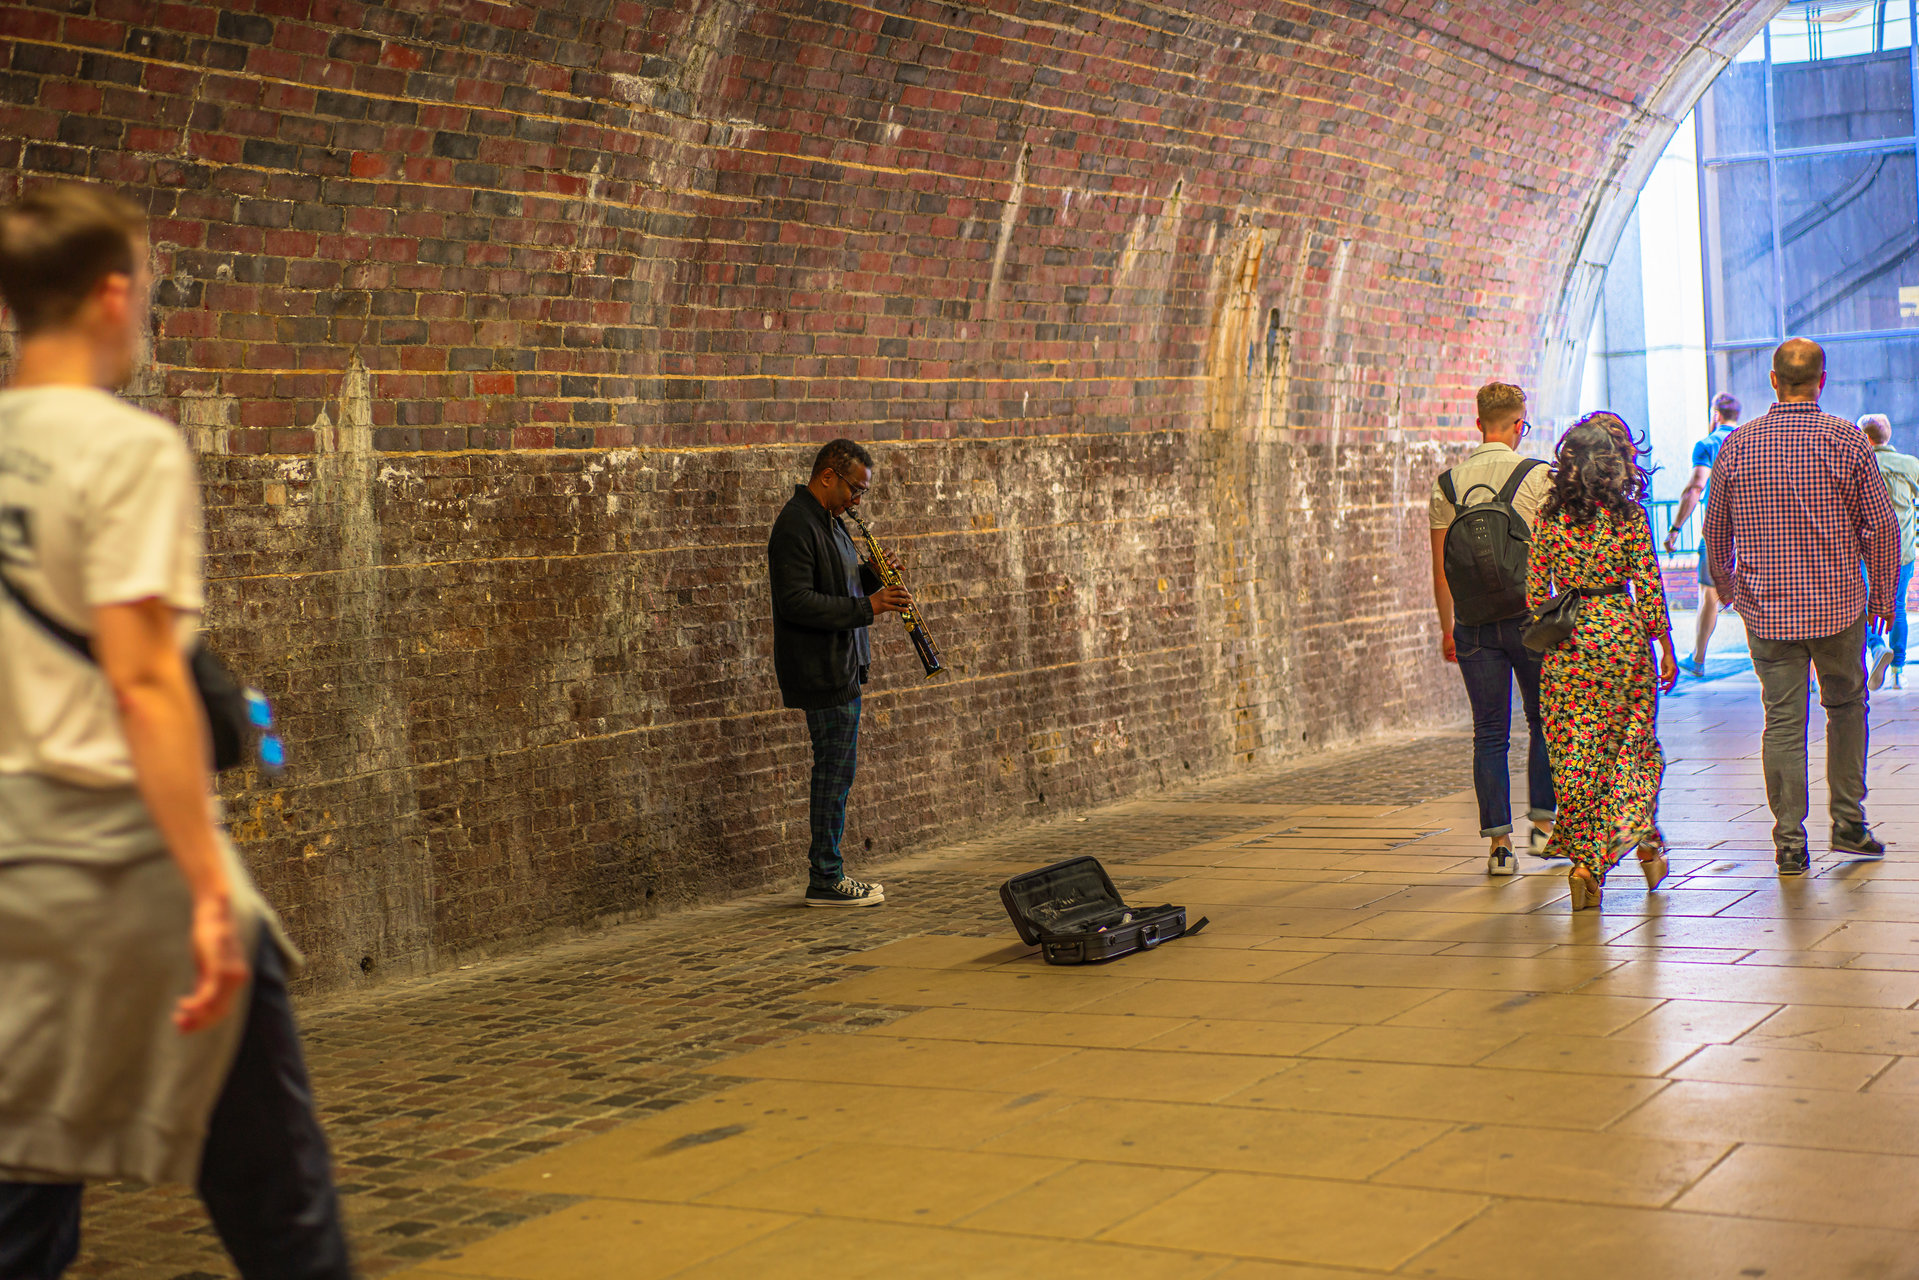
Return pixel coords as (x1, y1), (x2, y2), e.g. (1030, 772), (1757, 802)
(1493, 457), (1546, 506)
(1438, 470), (1458, 506)
(0, 565), (94, 662)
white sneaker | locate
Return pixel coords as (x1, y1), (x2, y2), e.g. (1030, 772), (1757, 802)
(1487, 845), (1518, 876)
(1528, 826), (1559, 859)
(1872, 649), (1895, 691)
(1896, 667), (1905, 690)
(805, 877), (886, 907)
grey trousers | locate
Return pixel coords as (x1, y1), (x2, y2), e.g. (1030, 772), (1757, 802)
(1748, 611), (1870, 853)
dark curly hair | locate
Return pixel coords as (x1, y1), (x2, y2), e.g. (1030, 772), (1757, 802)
(1542, 421), (1646, 526)
(1572, 410), (1654, 502)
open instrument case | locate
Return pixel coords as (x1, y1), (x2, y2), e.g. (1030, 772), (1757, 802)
(999, 856), (1206, 965)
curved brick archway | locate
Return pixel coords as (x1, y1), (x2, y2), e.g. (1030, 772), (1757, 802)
(0, 0), (1777, 986)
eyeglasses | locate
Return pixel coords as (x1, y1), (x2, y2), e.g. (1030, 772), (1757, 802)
(245, 688), (286, 774)
(832, 468), (869, 498)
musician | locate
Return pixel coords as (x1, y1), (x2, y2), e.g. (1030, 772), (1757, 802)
(767, 439), (911, 906)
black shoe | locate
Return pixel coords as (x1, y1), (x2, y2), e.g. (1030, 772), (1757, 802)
(804, 876), (886, 907)
(1776, 848), (1811, 877)
(1833, 823), (1887, 860)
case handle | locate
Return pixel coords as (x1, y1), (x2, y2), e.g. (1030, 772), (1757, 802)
(1139, 923), (1161, 949)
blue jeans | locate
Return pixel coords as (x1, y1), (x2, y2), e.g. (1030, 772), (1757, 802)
(1869, 561), (1915, 666)
(0, 939), (351, 1279)
(1455, 617), (1557, 837)
(803, 697), (861, 889)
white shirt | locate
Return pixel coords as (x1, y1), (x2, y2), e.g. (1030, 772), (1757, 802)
(1428, 441), (1551, 531)
(0, 387), (203, 787)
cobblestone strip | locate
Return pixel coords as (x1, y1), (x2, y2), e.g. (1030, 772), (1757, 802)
(68, 731), (1470, 1278)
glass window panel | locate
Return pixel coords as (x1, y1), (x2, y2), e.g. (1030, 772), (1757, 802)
(1796, 335), (1919, 426)
(1709, 346), (1778, 420)
(1771, 4), (1916, 147)
(1778, 148), (1919, 334)
(1703, 161), (1780, 343)
(1700, 56), (1769, 156)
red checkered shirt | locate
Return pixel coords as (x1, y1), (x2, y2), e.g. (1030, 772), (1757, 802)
(1702, 399), (1900, 640)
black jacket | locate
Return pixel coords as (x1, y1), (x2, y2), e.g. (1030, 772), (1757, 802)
(768, 485), (880, 710)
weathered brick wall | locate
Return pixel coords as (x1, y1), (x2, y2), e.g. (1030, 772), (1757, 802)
(0, 0), (1773, 987)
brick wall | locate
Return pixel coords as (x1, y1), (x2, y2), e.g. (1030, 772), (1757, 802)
(0, 0), (1774, 987)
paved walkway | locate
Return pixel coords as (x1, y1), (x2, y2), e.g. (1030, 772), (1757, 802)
(70, 671), (1919, 1278)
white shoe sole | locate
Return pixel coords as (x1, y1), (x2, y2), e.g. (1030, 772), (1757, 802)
(806, 893), (886, 907)
(1872, 651), (1895, 691)
(1487, 855), (1517, 877)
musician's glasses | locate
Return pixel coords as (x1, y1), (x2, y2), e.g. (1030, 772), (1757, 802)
(832, 468), (869, 498)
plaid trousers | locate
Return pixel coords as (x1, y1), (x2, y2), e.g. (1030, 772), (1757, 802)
(803, 697), (861, 888)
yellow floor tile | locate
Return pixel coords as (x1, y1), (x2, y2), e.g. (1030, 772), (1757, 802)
(1675, 1144), (1919, 1228)
(403, 1201), (792, 1279)
(980, 1096), (1445, 1179)
(1300, 1024), (1518, 1066)
(667, 1217), (1225, 1280)
(1733, 1002), (1919, 1055)
(606, 1078), (1074, 1150)
(1331, 908), (1639, 945)
(1073, 978), (1436, 1024)
(1373, 1124), (1730, 1207)
(1671, 1042), (1892, 1090)
(695, 1142), (1067, 1224)
(1613, 1079), (1919, 1155)
(1099, 1170), (1484, 1269)
(1405, 1198), (1919, 1280)
(955, 1161), (1207, 1237)
(997, 1045), (1291, 1103)
(876, 1007), (1190, 1049)
(1083, 946), (1323, 983)
(1475, 1033), (1700, 1077)
(1277, 950), (1621, 993)
(475, 1124), (816, 1200)
(1608, 997), (1779, 1043)
(1580, 958), (1919, 1008)
(1386, 988), (1659, 1036)
(700, 1033), (1072, 1091)
(1224, 1059), (1664, 1129)
(1130, 1017), (1346, 1057)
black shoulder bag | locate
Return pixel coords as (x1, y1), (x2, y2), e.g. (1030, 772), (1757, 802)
(1522, 583), (1631, 653)
(0, 568), (252, 771)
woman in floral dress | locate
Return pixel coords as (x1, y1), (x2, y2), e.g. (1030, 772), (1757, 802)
(1527, 417), (1679, 909)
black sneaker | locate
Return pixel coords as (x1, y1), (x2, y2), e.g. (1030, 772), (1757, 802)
(805, 876), (885, 907)
(1833, 823), (1887, 860)
(1776, 847), (1811, 877)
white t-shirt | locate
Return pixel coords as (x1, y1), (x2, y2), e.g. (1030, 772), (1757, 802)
(0, 386), (204, 787)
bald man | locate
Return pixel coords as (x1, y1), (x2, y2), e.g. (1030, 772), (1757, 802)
(1704, 339), (1900, 875)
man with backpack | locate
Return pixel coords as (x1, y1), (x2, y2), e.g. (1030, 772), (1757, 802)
(1429, 382), (1556, 876)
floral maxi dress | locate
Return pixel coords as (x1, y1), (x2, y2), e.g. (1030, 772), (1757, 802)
(1526, 508), (1673, 879)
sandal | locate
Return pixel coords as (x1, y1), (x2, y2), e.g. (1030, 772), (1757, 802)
(1636, 831), (1669, 891)
(1568, 866), (1602, 911)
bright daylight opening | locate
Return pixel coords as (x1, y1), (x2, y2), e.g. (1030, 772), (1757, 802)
(1582, 0), (1919, 655)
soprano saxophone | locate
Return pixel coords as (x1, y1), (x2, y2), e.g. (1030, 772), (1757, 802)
(841, 508), (945, 679)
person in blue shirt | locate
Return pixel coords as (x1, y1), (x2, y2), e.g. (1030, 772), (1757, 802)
(1662, 393), (1741, 674)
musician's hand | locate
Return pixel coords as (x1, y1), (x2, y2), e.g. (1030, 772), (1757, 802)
(871, 585), (912, 615)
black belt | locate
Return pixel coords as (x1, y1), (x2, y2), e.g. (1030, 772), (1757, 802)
(1575, 584), (1629, 598)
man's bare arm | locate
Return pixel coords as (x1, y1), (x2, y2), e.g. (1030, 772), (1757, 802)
(94, 598), (248, 1033)
(1663, 465), (1711, 552)
(1430, 528), (1456, 663)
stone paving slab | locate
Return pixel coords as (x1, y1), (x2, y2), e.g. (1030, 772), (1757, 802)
(67, 733), (1469, 1278)
(68, 677), (1919, 1276)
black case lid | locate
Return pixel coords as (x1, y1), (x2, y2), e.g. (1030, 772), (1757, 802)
(999, 856), (1129, 946)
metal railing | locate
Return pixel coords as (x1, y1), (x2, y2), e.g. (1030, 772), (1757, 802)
(1646, 499), (1701, 558)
